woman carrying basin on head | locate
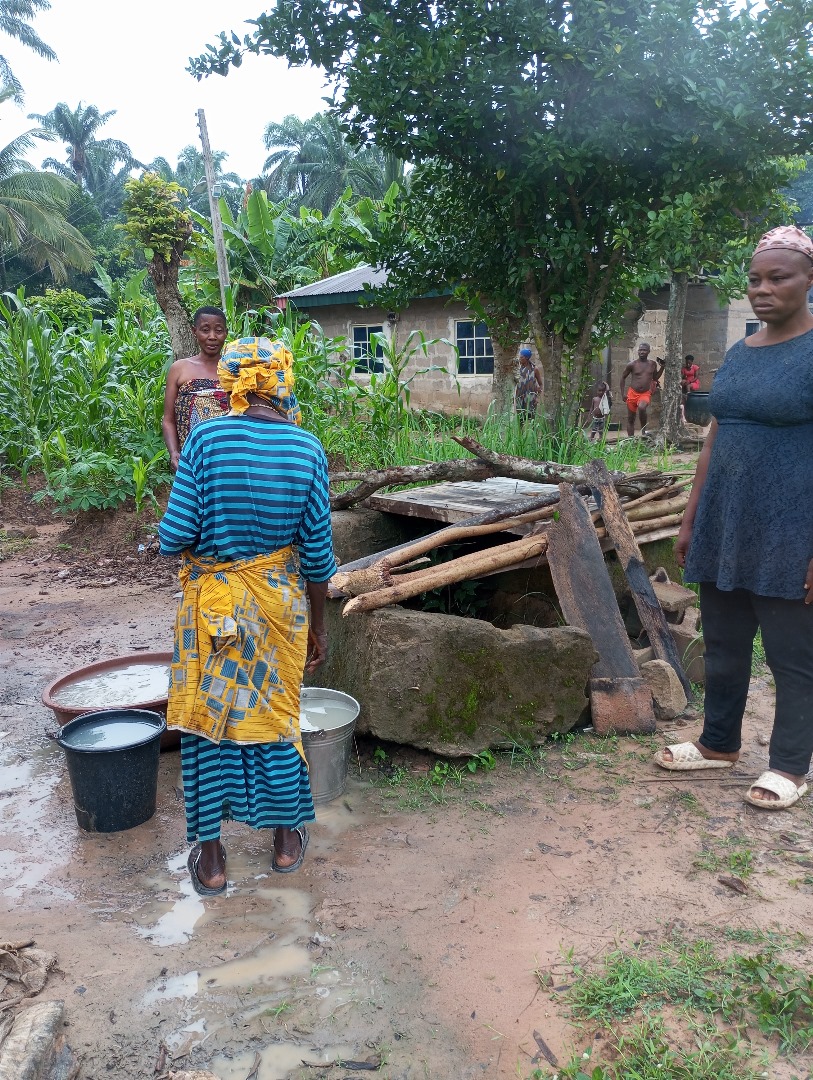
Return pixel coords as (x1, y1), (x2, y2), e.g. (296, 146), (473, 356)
(159, 336), (336, 895)
(654, 226), (813, 811)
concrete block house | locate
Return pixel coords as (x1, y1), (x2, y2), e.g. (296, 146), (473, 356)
(283, 266), (759, 422)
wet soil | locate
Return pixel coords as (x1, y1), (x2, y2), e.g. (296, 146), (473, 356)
(2, 522), (813, 1079)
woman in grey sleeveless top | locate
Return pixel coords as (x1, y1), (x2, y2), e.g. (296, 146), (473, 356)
(653, 225), (813, 810)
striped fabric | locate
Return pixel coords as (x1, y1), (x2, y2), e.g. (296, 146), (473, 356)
(158, 415), (336, 582)
(181, 733), (315, 843)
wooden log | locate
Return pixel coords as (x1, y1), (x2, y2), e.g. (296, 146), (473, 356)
(451, 436), (673, 496)
(546, 484), (655, 735)
(625, 495), (688, 522)
(331, 440), (678, 508)
(330, 460), (495, 509)
(584, 459), (693, 699)
(631, 513), (685, 535)
(341, 534), (549, 615)
(332, 500), (560, 596)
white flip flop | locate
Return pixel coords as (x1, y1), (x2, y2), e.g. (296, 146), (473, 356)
(744, 770), (808, 810)
(653, 742), (735, 772)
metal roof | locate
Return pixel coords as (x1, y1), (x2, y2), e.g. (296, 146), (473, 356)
(282, 265), (389, 299)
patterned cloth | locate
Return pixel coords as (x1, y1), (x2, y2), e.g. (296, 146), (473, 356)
(180, 735), (315, 843)
(684, 329), (813, 598)
(167, 548), (309, 750)
(516, 362), (539, 416)
(218, 336), (301, 423)
(753, 225), (813, 261)
(174, 378), (229, 449)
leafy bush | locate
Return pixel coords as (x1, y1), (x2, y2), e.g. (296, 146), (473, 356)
(31, 288), (94, 329)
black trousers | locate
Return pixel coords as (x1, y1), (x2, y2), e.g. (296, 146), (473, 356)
(698, 583), (813, 776)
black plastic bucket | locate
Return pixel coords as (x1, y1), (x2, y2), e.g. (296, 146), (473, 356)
(685, 391), (712, 427)
(56, 709), (166, 833)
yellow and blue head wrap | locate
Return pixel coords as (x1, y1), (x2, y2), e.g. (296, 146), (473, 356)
(217, 336), (301, 425)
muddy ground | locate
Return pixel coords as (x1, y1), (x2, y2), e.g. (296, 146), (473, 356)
(2, 510), (813, 1080)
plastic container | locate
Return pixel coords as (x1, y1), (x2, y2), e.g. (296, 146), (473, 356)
(41, 652), (179, 750)
(685, 390), (712, 427)
(300, 688), (360, 806)
(56, 709), (166, 832)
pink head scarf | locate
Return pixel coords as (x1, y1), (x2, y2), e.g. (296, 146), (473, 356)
(752, 225), (813, 262)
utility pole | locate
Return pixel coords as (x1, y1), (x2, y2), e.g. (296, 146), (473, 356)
(197, 108), (230, 312)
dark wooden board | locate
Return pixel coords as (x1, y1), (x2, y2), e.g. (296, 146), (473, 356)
(546, 484), (655, 734)
(547, 485), (641, 681)
(585, 459), (693, 699)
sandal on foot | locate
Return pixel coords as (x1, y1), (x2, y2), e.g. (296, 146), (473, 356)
(187, 843), (228, 896)
(272, 826), (309, 874)
(744, 771), (808, 810)
(653, 742), (735, 772)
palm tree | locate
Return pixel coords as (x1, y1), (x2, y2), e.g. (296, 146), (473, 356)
(0, 96), (92, 283)
(262, 112), (405, 213)
(0, 0), (56, 103)
(148, 145), (242, 216)
(30, 102), (136, 189)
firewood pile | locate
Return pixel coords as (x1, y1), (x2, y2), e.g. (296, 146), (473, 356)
(330, 447), (690, 617)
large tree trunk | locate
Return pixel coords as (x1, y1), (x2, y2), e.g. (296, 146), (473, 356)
(490, 335), (520, 416)
(661, 271), (689, 444)
(148, 238), (196, 361)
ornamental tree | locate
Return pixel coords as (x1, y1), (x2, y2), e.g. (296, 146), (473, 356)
(121, 174), (197, 360)
(191, 0), (813, 418)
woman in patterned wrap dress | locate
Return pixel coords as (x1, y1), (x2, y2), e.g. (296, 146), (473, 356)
(159, 337), (336, 895)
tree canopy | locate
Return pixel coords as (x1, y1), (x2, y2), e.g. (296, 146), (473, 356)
(191, 0), (813, 416)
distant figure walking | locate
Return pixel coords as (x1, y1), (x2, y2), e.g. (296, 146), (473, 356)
(620, 343), (664, 437)
(515, 346), (543, 422)
(586, 380), (613, 442)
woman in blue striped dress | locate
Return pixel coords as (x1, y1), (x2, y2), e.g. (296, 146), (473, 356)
(159, 337), (336, 896)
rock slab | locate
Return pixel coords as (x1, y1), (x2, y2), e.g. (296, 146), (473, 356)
(0, 1001), (76, 1080)
(309, 604), (596, 755)
(640, 659), (688, 720)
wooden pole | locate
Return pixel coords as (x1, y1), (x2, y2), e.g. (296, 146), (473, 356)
(584, 459), (693, 699)
(197, 108), (230, 312)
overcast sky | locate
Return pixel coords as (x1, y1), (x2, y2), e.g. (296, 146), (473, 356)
(2, 1), (330, 179)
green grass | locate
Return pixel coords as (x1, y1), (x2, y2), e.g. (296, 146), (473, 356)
(692, 834), (755, 879)
(534, 932), (813, 1079)
(752, 630), (767, 676)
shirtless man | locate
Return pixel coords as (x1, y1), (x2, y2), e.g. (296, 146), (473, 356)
(620, 343), (664, 437)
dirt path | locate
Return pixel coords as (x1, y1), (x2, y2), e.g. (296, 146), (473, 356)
(2, 527), (813, 1079)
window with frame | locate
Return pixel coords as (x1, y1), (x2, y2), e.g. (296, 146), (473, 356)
(745, 320), (761, 337)
(352, 325), (385, 373)
(455, 320), (494, 375)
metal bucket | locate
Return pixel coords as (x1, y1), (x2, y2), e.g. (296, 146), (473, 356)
(300, 687), (360, 806)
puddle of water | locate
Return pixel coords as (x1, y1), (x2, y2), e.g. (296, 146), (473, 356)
(165, 1017), (206, 1055)
(0, 751), (76, 901)
(135, 852), (204, 946)
(142, 970), (199, 1006)
(314, 781), (366, 839)
(201, 941), (311, 989)
(210, 1042), (360, 1080)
